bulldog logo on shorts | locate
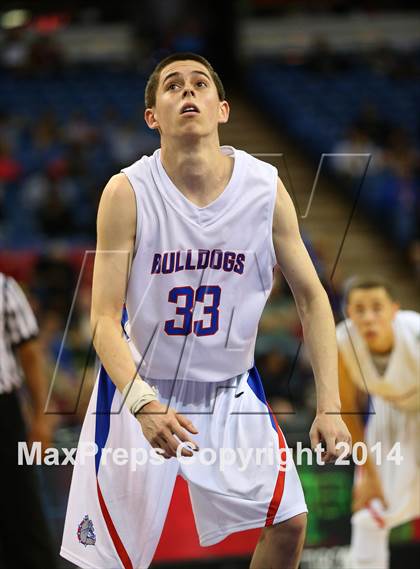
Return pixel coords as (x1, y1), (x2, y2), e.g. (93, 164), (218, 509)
(77, 515), (96, 546)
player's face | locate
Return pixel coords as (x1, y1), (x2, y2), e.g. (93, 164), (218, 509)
(144, 60), (229, 139)
(346, 287), (399, 349)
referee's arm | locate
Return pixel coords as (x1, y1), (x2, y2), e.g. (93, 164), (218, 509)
(17, 339), (48, 419)
(6, 277), (51, 446)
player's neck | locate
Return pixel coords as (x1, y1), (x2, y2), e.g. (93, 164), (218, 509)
(160, 138), (233, 205)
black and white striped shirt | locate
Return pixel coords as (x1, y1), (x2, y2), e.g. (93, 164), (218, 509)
(0, 272), (39, 393)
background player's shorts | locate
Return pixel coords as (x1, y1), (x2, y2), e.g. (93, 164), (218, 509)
(60, 366), (307, 569)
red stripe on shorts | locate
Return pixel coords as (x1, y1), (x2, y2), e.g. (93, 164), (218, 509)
(265, 404), (286, 526)
(97, 480), (134, 569)
(368, 501), (386, 529)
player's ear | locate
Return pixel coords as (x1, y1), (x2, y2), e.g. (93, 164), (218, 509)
(144, 108), (159, 130)
(218, 100), (230, 125)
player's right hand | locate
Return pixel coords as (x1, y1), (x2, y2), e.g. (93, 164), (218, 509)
(352, 469), (388, 512)
(136, 400), (199, 459)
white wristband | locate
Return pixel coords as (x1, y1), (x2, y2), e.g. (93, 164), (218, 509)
(122, 378), (158, 415)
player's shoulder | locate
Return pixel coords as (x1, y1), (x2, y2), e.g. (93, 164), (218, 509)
(336, 318), (354, 346)
(335, 318), (359, 352)
(97, 173), (136, 227)
(395, 310), (420, 333)
(237, 147), (278, 176)
(122, 150), (156, 177)
(102, 173), (134, 201)
(336, 317), (349, 334)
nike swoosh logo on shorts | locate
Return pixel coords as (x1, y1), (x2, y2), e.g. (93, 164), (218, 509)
(235, 391), (244, 398)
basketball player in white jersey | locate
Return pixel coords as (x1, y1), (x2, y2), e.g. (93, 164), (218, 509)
(61, 52), (351, 569)
(337, 276), (419, 569)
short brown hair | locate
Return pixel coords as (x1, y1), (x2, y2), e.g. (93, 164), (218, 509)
(144, 52), (226, 109)
(343, 275), (397, 305)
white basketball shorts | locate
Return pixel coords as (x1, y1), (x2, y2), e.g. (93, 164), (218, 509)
(60, 365), (307, 569)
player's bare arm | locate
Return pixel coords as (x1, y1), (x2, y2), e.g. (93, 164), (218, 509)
(272, 177), (351, 462)
(91, 173), (198, 458)
(338, 353), (387, 510)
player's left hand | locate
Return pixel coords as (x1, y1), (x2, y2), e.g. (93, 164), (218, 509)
(309, 412), (352, 463)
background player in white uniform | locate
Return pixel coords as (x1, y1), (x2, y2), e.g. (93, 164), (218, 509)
(337, 276), (420, 569)
(61, 52), (351, 569)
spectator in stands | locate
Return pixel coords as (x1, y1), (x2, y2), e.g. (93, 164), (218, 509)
(170, 15), (207, 53)
(0, 139), (22, 182)
(331, 125), (383, 178)
(0, 27), (30, 71)
(28, 33), (64, 75)
(37, 178), (76, 239)
(32, 250), (77, 315)
(356, 102), (392, 147)
(394, 170), (417, 248)
(28, 113), (65, 173)
(106, 119), (156, 169)
(366, 43), (398, 77)
(63, 111), (98, 148)
(331, 112), (419, 270)
(304, 36), (351, 74)
(0, 139), (23, 230)
(0, 110), (21, 152)
(389, 49), (420, 81)
(382, 126), (418, 177)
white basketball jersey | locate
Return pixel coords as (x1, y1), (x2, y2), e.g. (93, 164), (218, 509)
(336, 310), (420, 411)
(121, 146), (278, 382)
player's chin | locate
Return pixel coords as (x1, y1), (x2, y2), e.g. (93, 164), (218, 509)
(176, 127), (204, 141)
(180, 121), (203, 132)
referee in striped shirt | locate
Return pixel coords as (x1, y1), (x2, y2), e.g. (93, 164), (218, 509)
(0, 272), (57, 569)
